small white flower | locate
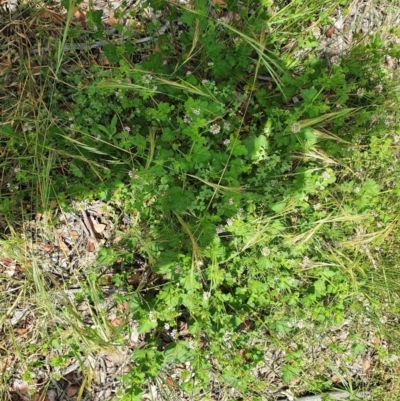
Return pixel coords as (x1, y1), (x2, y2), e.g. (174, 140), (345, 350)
(183, 114), (192, 124)
(164, 323), (170, 330)
(357, 87), (364, 96)
(192, 108), (201, 115)
(216, 225), (224, 234)
(355, 187), (360, 193)
(124, 126), (131, 132)
(322, 171), (331, 181)
(210, 124), (221, 135)
(122, 215), (132, 225)
(330, 56), (340, 66)
(270, 180), (277, 186)
(226, 217), (234, 226)
(313, 203), (321, 211)
(228, 198), (234, 205)
(142, 74), (153, 84)
(297, 320), (305, 329)
(261, 246), (270, 257)
(203, 291), (211, 301)
(291, 122), (301, 133)
(223, 121), (231, 130)
(202, 79), (209, 84)
(223, 139), (230, 146)
(14, 167), (21, 173)
(148, 311), (157, 322)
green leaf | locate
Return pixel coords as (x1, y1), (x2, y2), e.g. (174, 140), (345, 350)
(351, 342), (365, 357)
(300, 87), (318, 103)
(162, 186), (195, 214)
(312, 279), (326, 297)
(69, 162), (84, 178)
(138, 318), (157, 334)
(165, 341), (192, 363)
(362, 179), (380, 196)
(270, 201), (286, 213)
(192, 144), (211, 164)
(110, 114), (118, 136)
(104, 44), (121, 64)
(281, 364), (300, 384)
(244, 134), (269, 161)
(86, 9), (103, 30)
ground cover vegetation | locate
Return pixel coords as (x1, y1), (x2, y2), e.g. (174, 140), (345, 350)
(1, 0), (400, 400)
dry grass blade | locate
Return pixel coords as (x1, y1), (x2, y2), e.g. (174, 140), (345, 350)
(341, 214), (400, 248)
(174, 212), (202, 263)
(187, 173), (245, 193)
(217, 20), (285, 95)
(284, 214), (367, 246)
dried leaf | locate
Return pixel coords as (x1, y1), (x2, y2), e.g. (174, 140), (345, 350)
(104, 15), (119, 26)
(44, 243), (53, 253)
(67, 385), (79, 397)
(212, 0), (226, 6)
(12, 380), (29, 394)
(99, 56), (110, 66)
(16, 327), (28, 336)
(331, 375), (341, 383)
(364, 359), (371, 371)
(118, 301), (129, 311)
(153, 43), (160, 54)
(0, 59), (12, 75)
(87, 239), (96, 252)
(73, 9), (86, 28)
(91, 203), (107, 215)
(111, 317), (122, 327)
(3, 258), (16, 277)
(93, 223), (106, 233)
(165, 377), (177, 388)
(1, 256), (13, 266)
(29, 61), (40, 75)
(127, 273), (141, 285)
(326, 26), (335, 38)
(59, 240), (69, 253)
(70, 230), (80, 240)
(39, 9), (64, 25)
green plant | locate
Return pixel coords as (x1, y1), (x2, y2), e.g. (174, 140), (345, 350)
(2, 0), (400, 400)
